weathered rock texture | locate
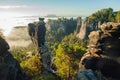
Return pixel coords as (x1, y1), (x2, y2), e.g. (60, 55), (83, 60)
(79, 22), (120, 80)
(46, 18), (77, 35)
(28, 18), (46, 54)
(77, 18), (100, 40)
(0, 36), (30, 80)
(76, 17), (82, 33)
(28, 18), (56, 75)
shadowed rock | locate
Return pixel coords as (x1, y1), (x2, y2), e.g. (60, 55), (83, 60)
(28, 18), (56, 75)
(76, 17), (82, 33)
(80, 56), (120, 79)
(28, 18), (46, 54)
(37, 18), (46, 47)
(79, 22), (120, 80)
(77, 69), (98, 80)
(28, 23), (35, 37)
(0, 36), (9, 54)
(0, 36), (30, 80)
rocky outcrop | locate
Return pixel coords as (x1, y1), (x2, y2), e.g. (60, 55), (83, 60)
(79, 22), (120, 80)
(46, 18), (77, 34)
(88, 22), (120, 57)
(77, 69), (98, 80)
(28, 18), (56, 75)
(28, 18), (46, 54)
(76, 17), (82, 33)
(40, 44), (56, 74)
(0, 36), (30, 80)
(46, 19), (64, 31)
(77, 19), (90, 40)
(77, 18), (100, 40)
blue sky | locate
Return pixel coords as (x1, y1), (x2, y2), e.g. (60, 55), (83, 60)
(0, 0), (120, 17)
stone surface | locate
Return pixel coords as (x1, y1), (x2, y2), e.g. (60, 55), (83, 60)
(79, 22), (120, 80)
(76, 17), (82, 33)
(28, 18), (46, 54)
(0, 36), (9, 54)
(77, 69), (98, 80)
(40, 44), (56, 74)
(28, 18), (56, 75)
(77, 18), (99, 40)
(0, 36), (30, 80)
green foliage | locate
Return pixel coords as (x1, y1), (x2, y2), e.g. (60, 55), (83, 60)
(46, 18), (77, 44)
(10, 43), (36, 62)
(7, 8), (120, 80)
(54, 33), (87, 79)
(89, 8), (115, 23)
(40, 74), (56, 80)
(20, 55), (42, 79)
(116, 11), (120, 22)
(11, 43), (56, 80)
(62, 33), (88, 47)
(46, 18), (78, 57)
(10, 47), (26, 62)
(55, 44), (86, 79)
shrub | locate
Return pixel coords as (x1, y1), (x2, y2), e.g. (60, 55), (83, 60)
(20, 55), (42, 79)
(55, 43), (86, 79)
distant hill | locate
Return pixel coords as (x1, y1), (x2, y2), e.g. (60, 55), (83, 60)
(45, 14), (58, 17)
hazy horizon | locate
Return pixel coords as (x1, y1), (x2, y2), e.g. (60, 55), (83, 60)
(0, 0), (120, 17)
(0, 0), (120, 36)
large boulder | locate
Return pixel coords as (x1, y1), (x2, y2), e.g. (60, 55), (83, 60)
(0, 36), (9, 54)
(88, 22), (120, 57)
(77, 69), (98, 80)
(0, 36), (30, 80)
(79, 22), (120, 80)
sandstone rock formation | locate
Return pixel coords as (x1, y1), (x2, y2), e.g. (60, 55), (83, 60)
(0, 36), (30, 80)
(77, 18), (100, 40)
(28, 18), (46, 54)
(28, 18), (56, 75)
(37, 18), (46, 47)
(76, 17), (82, 33)
(40, 44), (56, 74)
(79, 22), (120, 80)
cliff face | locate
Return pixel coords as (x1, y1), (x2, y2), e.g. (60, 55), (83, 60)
(79, 22), (120, 79)
(0, 36), (30, 80)
(76, 17), (82, 33)
(88, 22), (120, 57)
(77, 18), (100, 40)
(46, 18), (77, 35)
(77, 20), (91, 40)
(46, 19), (65, 32)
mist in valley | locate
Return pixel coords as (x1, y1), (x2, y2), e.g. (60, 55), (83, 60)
(6, 26), (32, 49)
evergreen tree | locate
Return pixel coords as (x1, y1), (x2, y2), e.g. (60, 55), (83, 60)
(89, 8), (115, 23)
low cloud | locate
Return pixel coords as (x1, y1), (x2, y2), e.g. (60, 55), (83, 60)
(0, 5), (28, 9)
